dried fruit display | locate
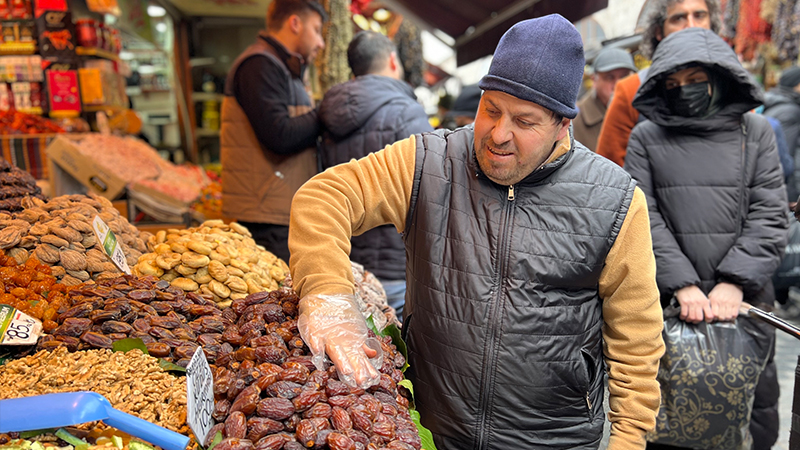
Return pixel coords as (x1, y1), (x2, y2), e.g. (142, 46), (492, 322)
(0, 159), (47, 213)
(0, 193), (151, 284)
(0, 347), (187, 433)
(204, 288), (419, 450)
(0, 111), (64, 135)
(0, 250), (74, 323)
(133, 221), (288, 308)
(34, 274), (225, 366)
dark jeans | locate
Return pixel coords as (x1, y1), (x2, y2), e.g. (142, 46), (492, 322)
(238, 221), (290, 263)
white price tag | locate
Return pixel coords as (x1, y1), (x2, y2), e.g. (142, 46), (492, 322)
(186, 346), (215, 445)
(0, 304), (42, 346)
(92, 215), (131, 275)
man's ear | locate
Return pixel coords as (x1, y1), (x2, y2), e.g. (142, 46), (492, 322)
(388, 52), (398, 72)
(556, 118), (571, 141)
(288, 14), (302, 34)
(655, 27), (663, 42)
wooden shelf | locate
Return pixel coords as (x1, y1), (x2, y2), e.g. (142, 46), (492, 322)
(195, 128), (220, 138)
(0, 42), (36, 55)
(76, 46), (121, 62)
(83, 105), (127, 113)
(192, 92), (224, 102)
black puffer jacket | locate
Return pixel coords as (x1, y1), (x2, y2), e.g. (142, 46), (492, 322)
(764, 87), (800, 200)
(626, 28), (788, 307)
(319, 75), (432, 280)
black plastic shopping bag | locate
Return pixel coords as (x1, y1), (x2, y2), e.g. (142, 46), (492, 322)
(647, 307), (773, 450)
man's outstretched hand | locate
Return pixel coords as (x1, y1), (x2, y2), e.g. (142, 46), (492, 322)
(297, 294), (382, 389)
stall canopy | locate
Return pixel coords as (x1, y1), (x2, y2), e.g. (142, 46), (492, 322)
(388, 0), (609, 65)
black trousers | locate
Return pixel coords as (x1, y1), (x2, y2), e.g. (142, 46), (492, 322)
(238, 221), (290, 263)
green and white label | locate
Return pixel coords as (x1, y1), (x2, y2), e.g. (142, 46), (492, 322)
(92, 215), (131, 275)
(0, 304), (42, 345)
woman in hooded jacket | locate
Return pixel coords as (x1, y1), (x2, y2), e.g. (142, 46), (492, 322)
(624, 27), (788, 450)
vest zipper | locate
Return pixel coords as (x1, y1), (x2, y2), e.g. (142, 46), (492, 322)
(476, 187), (516, 450)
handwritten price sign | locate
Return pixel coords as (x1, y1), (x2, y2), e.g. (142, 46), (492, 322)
(186, 347), (215, 444)
(92, 215), (131, 275)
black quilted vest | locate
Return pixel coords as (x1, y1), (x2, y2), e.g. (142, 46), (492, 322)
(403, 127), (636, 449)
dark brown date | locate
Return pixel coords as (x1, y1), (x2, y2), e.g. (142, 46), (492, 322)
(190, 304), (221, 316)
(292, 389), (322, 412)
(148, 326), (175, 340)
(212, 398), (231, 422)
(128, 289), (156, 302)
(328, 395), (357, 410)
(149, 301), (174, 314)
(303, 402), (332, 420)
(280, 366), (309, 385)
(283, 414), (301, 432)
(245, 417), (284, 442)
(130, 332), (156, 344)
(230, 384), (261, 416)
(234, 347), (256, 362)
(146, 342), (171, 358)
(253, 433), (292, 450)
(80, 331), (113, 348)
(204, 423), (226, 447)
(265, 380), (302, 399)
(224, 411), (247, 439)
(150, 316), (181, 329)
(261, 304), (285, 324)
(256, 398), (295, 420)
(174, 343), (200, 360)
(295, 418), (329, 449)
(100, 320), (133, 334)
(172, 327), (197, 341)
(195, 316), (226, 333)
(331, 406), (353, 431)
(132, 318), (151, 332)
(255, 346), (287, 365)
(327, 432), (356, 450)
(89, 309), (121, 323)
(53, 318), (92, 337)
(386, 440), (416, 450)
(57, 303), (94, 322)
(198, 333), (222, 346)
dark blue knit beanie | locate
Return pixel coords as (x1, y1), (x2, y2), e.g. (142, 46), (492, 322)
(479, 14), (584, 119)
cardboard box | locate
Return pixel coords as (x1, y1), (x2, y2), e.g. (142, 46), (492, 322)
(45, 134), (126, 199)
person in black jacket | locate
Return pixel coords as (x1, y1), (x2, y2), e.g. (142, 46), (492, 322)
(624, 28), (789, 450)
(318, 31), (432, 320)
(764, 66), (800, 203)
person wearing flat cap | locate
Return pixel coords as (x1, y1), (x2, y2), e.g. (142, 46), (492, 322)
(574, 47), (637, 151)
(289, 14), (664, 450)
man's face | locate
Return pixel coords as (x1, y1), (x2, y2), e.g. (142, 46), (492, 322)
(660, 0), (712, 39)
(473, 90), (569, 186)
(593, 68), (634, 106)
(296, 12), (325, 62)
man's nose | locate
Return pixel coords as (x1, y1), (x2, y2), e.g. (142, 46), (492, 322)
(687, 14), (700, 28)
(491, 116), (513, 144)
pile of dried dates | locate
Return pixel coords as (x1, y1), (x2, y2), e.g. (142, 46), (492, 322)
(0, 193), (150, 284)
(205, 289), (419, 450)
(0, 159), (47, 213)
(36, 274), (226, 366)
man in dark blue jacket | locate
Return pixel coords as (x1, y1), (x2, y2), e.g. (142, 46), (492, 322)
(318, 31), (432, 320)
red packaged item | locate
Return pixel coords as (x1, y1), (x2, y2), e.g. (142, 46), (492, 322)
(10, 0), (31, 19)
(46, 69), (80, 117)
(75, 18), (97, 48)
(0, 0), (10, 20)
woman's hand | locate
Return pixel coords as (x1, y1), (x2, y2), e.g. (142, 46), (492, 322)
(675, 285), (713, 323)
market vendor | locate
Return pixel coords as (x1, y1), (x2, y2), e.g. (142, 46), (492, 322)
(221, 0), (326, 262)
(289, 14), (665, 450)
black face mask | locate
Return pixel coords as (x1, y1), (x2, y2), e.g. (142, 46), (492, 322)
(665, 81), (712, 117)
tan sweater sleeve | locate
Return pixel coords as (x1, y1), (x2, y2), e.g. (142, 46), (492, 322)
(599, 187), (665, 450)
(289, 135), (418, 299)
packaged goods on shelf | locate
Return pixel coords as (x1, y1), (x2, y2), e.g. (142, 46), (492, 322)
(0, 158), (47, 212)
(0, 193), (150, 284)
(133, 220), (289, 308)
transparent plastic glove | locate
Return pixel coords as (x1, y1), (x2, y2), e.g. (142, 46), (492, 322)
(297, 294), (383, 389)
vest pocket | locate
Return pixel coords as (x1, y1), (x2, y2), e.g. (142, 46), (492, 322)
(580, 348), (596, 419)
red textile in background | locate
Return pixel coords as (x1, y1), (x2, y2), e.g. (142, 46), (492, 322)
(735, 0), (772, 61)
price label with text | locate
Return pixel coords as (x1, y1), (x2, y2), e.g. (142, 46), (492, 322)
(92, 215), (131, 275)
(186, 346), (214, 445)
(0, 304), (42, 346)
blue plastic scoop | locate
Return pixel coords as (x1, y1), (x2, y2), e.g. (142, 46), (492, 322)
(0, 392), (190, 450)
